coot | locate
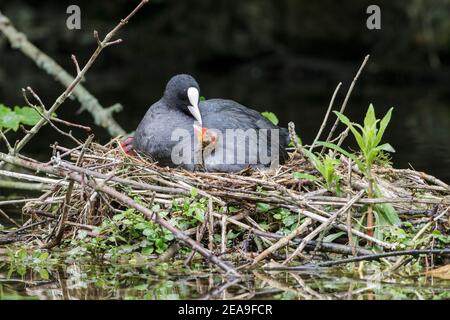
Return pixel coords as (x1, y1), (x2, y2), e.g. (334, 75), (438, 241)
(132, 74), (289, 172)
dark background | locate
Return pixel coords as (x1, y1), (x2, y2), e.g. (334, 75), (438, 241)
(0, 0), (449, 181)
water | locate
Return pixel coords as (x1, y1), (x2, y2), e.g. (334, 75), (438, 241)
(1, 262), (449, 300)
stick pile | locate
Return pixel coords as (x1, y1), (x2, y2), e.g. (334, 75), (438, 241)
(1, 136), (449, 275)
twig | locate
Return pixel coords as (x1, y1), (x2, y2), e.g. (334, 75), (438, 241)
(322, 55), (370, 153)
(0, 180), (50, 191)
(0, 208), (20, 227)
(50, 117), (91, 132)
(309, 82), (342, 151)
(41, 135), (94, 249)
(0, 169), (67, 185)
(0, 10), (126, 137)
(71, 54), (82, 77)
(0, 130), (13, 153)
(3, 1), (149, 155)
(0, 151), (239, 276)
(287, 122), (304, 155)
(265, 249), (450, 270)
(208, 198), (214, 251)
(252, 218), (312, 265)
(22, 88), (83, 145)
(221, 214), (227, 254)
(284, 190), (366, 263)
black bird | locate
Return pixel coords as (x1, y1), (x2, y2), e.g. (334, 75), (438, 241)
(132, 74), (289, 172)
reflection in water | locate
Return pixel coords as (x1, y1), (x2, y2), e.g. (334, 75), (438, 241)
(1, 262), (449, 300)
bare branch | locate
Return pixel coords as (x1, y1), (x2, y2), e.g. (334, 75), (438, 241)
(71, 54), (82, 78)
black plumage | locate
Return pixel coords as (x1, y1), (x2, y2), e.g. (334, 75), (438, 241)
(133, 74), (289, 172)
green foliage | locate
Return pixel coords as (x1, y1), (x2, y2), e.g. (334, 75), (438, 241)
(256, 203), (300, 234)
(256, 202), (271, 213)
(323, 231), (346, 243)
(431, 230), (450, 245)
(6, 248), (56, 279)
(261, 111), (279, 125)
(171, 195), (208, 230)
(272, 208), (298, 229)
(299, 149), (342, 194)
(0, 104), (41, 131)
(374, 189), (401, 226)
(321, 104), (395, 176)
(317, 104), (400, 233)
(70, 207), (174, 259)
(292, 172), (319, 182)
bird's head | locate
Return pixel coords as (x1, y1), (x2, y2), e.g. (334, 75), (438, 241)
(163, 74), (202, 126)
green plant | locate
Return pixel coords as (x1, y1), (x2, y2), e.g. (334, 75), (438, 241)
(320, 104), (394, 176)
(6, 248), (56, 279)
(261, 111), (279, 125)
(256, 204), (301, 234)
(0, 104), (41, 131)
(170, 191), (208, 230)
(298, 149), (342, 194)
(70, 206), (174, 260)
(318, 104), (399, 241)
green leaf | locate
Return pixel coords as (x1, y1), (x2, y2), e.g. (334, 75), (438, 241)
(323, 232), (345, 243)
(194, 208), (205, 222)
(134, 284), (149, 291)
(292, 172), (320, 182)
(155, 238), (165, 250)
(301, 148), (318, 164)
(364, 104), (377, 130)
(374, 189), (401, 226)
(134, 222), (148, 230)
(112, 213), (125, 221)
(316, 141), (365, 172)
(16, 248), (27, 260)
(190, 187), (199, 198)
(14, 106), (41, 126)
(226, 230), (240, 240)
(142, 246), (154, 255)
(282, 215), (297, 227)
(334, 111), (364, 151)
(39, 269), (49, 280)
(375, 107), (393, 146)
(39, 252), (49, 261)
(376, 143), (395, 153)
(0, 108), (21, 131)
(261, 111), (279, 125)
(256, 202), (271, 212)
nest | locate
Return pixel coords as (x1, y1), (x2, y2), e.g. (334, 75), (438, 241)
(5, 136), (446, 274)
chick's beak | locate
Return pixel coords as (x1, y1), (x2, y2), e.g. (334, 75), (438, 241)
(193, 125), (217, 147)
(187, 87), (202, 126)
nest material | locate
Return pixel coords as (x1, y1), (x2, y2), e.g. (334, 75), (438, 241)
(11, 137), (448, 272)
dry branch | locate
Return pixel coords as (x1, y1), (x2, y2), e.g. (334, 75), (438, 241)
(0, 10), (126, 137)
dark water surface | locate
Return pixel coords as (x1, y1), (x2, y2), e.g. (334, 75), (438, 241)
(1, 261), (450, 300)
